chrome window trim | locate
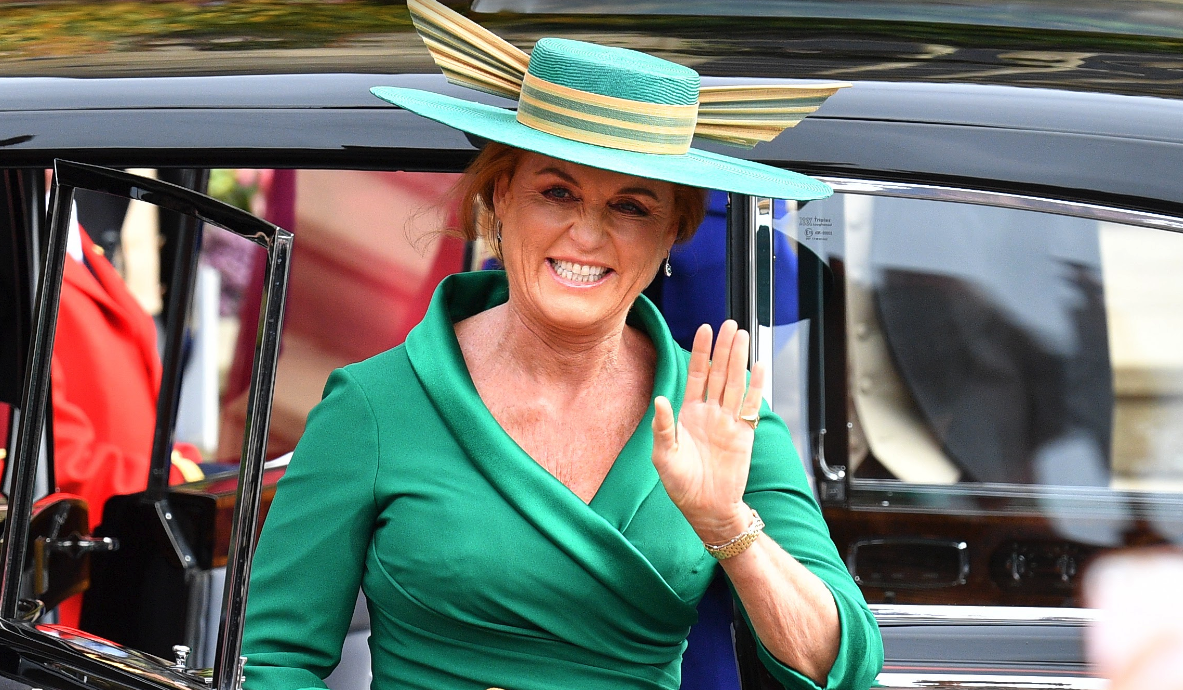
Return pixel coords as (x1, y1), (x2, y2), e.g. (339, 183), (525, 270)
(875, 673), (1106, 690)
(871, 604), (1099, 627)
(817, 177), (1183, 234)
(844, 478), (1183, 520)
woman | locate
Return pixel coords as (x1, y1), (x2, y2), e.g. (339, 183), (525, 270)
(242, 2), (882, 689)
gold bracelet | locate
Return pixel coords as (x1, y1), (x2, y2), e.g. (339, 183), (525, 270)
(703, 509), (764, 560)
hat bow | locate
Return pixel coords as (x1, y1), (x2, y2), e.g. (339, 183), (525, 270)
(407, 0), (849, 152)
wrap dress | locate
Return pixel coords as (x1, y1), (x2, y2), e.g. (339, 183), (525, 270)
(242, 271), (883, 690)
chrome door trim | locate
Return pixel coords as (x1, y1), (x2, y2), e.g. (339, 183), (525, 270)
(752, 196), (773, 373)
(213, 218), (292, 690)
(876, 673), (1106, 690)
(871, 604), (1099, 627)
(817, 177), (1183, 233)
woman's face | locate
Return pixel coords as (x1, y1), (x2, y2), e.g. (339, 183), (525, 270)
(493, 152), (678, 336)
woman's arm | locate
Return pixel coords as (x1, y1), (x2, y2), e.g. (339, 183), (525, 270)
(243, 368), (380, 690)
(653, 321), (882, 690)
(718, 532), (839, 683)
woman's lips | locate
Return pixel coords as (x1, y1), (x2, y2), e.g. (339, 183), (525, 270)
(547, 258), (612, 287)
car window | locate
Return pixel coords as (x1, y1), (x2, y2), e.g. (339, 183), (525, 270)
(206, 169), (463, 463)
(775, 184), (1183, 607)
(807, 193), (1183, 490)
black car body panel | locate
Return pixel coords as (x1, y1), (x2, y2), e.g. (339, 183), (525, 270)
(2, 73), (1183, 218)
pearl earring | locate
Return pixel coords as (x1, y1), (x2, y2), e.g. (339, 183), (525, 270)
(664, 255), (673, 277)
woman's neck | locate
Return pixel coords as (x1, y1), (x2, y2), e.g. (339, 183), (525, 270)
(511, 298), (635, 384)
(457, 299), (642, 395)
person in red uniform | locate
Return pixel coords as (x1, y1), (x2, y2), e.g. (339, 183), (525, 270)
(51, 220), (202, 627)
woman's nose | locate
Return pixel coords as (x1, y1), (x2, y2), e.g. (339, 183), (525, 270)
(567, 209), (608, 247)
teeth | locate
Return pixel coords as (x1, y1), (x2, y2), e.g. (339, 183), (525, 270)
(551, 259), (607, 283)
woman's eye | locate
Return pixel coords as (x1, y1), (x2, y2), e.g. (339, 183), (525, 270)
(614, 200), (649, 216)
(543, 186), (573, 201)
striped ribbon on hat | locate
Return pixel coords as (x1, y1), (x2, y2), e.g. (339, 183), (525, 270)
(406, 0), (849, 150)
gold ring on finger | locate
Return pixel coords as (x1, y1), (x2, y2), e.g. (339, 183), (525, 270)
(738, 412), (759, 431)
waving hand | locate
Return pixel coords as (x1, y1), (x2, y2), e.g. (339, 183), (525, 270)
(652, 320), (765, 543)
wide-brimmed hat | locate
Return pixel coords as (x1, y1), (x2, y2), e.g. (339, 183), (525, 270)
(371, 0), (849, 200)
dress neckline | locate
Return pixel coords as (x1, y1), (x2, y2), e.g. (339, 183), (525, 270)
(405, 270), (697, 622)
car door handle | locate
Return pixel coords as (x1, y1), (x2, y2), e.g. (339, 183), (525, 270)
(40, 536), (119, 558)
(32, 536), (120, 598)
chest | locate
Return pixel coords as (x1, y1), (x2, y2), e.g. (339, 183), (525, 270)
(479, 384), (651, 503)
(370, 427), (715, 625)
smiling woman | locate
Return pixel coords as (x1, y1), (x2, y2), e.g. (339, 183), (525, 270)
(240, 1), (881, 689)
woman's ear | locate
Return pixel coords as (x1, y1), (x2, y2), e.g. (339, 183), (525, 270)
(492, 172), (511, 217)
(664, 218), (680, 251)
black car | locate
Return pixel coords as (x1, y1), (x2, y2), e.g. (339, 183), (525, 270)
(2, 1), (1183, 689)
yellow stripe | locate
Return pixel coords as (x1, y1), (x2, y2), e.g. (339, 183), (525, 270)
(522, 72), (698, 121)
(518, 90), (693, 136)
(516, 109), (691, 154)
(698, 83), (851, 102)
(408, 0), (528, 74)
(696, 116), (807, 127)
(695, 123), (788, 135)
(697, 106), (819, 116)
(171, 451), (205, 483)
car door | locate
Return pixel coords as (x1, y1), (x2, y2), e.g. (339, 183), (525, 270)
(749, 177), (1183, 685)
(0, 160), (292, 690)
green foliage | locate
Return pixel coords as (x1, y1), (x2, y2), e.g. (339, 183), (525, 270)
(0, 0), (412, 59)
(207, 169), (257, 213)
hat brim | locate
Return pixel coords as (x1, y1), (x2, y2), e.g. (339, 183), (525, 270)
(371, 86), (832, 201)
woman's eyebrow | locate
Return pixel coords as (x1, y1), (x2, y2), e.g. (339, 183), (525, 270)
(535, 168), (660, 202)
(617, 186), (660, 201)
(537, 166), (579, 185)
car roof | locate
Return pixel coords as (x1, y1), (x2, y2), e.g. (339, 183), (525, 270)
(2, 3), (1182, 98)
(1, 72), (1180, 216)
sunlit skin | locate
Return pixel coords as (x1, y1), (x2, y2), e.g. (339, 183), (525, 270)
(454, 152), (838, 683)
(495, 152), (678, 340)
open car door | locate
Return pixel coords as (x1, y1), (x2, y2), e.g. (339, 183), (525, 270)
(0, 160), (292, 690)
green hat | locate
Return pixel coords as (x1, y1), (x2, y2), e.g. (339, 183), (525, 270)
(371, 0), (849, 201)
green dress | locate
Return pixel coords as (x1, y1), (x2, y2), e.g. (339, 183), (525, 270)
(242, 271), (882, 690)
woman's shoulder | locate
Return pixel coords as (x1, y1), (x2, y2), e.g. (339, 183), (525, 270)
(343, 342), (414, 381)
(320, 344), (418, 411)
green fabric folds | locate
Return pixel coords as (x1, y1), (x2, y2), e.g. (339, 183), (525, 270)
(242, 270), (882, 690)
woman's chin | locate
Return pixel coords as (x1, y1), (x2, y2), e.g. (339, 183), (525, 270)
(531, 291), (625, 334)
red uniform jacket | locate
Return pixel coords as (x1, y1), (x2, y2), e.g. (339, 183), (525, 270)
(53, 228), (185, 530)
(51, 228), (189, 627)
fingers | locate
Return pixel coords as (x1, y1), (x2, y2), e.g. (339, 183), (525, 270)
(693, 320), (759, 416)
(652, 395), (678, 457)
(705, 320), (738, 404)
(720, 329), (750, 414)
(685, 324), (713, 403)
(739, 360), (765, 421)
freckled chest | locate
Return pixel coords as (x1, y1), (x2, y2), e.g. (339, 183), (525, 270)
(484, 375), (653, 503)
(462, 331), (657, 504)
